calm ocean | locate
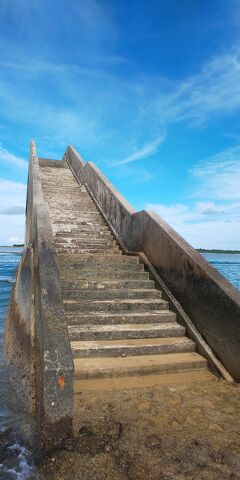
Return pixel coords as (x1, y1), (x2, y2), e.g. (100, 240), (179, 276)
(0, 246), (36, 479)
(0, 247), (239, 478)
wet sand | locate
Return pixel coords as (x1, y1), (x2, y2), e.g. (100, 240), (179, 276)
(38, 371), (240, 480)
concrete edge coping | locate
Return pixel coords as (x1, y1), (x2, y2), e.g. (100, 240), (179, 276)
(29, 141), (74, 448)
(67, 143), (240, 306)
(65, 145), (136, 215)
(137, 252), (234, 383)
(141, 209), (240, 304)
(64, 145), (239, 301)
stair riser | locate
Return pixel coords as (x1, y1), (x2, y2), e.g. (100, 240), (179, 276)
(61, 280), (155, 290)
(64, 300), (168, 313)
(52, 220), (107, 226)
(59, 263), (144, 273)
(63, 289), (161, 300)
(68, 326), (186, 341)
(48, 203), (97, 210)
(60, 271), (148, 281)
(53, 229), (109, 236)
(72, 341), (195, 358)
(55, 233), (113, 239)
(51, 212), (104, 219)
(55, 240), (116, 247)
(66, 312), (176, 325)
(56, 248), (121, 255)
(74, 360), (207, 380)
(58, 254), (139, 265)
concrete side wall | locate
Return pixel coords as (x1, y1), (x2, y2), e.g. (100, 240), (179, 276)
(34, 202), (74, 450)
(5, 247), (36, 414)
(132, 211), (240, 380)
(65, 145), (240, 381)
(5, 141), (74, 451)
(38, 158), (68, 168)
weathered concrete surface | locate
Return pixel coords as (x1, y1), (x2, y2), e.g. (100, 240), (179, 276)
(64, 144), (240, 382)
(38, 374), (240, 480)
(34, 202), (74, 450)
(5, 247), (36, 414)
(40, 163), (209, 388)
(5, 142), (74, 451)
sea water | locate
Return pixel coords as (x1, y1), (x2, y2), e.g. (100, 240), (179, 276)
(0, 247), (239, 478)
(202, 253), (240, 290)
(0, 246), (36, 479)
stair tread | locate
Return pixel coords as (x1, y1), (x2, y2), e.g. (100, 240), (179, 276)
(66, 309), (173, 317)
(74, 352), (207, 371)
(40, 164), (207, 382)
(64, 298), (167, 305)
(71, 336), (193, 349)
(68, 323), (182, 332)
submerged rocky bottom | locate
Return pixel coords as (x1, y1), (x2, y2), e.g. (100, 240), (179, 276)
(0, 373), (37, 480)
(37, 372), (240, 480)
(0, 372), (239, 479)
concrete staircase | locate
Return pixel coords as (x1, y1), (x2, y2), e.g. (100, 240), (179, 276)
(40, 166), (208, 389)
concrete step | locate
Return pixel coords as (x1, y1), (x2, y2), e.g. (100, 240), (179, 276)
(51, 207), (98, 214)
(73, 352), (208, 380)
(45, 194), (86, 198)
(58, 254), (139, 265)
(71, 337), (195, 358)
(52, 220), (107, 228)
(63, 288), (161, 301)
(56, 246), (121, 255)
(44, 188), (85, 193)
(63, 298), (169, 313)
(53, 229), (111, 236)
(52, 229), (111, 236)
(55, 235), (114, 243)
(52, 218), (105, 225)
(60, 270), (148, 281)
(68, 323), (186, 340)
(54, 239), (117, 247)
(55, 232), (113, 239)
(52, 217), (103, 223)
(74, 370), (214, 393)
(59, 262), (144, 273)
(49, 204), (100, 209)
(51, 210), (103, 217)
(52, 220), (107, 227)
(61, 279), (155, 290)
(65, 310), (176, 325)
(51, 207), (99, 214)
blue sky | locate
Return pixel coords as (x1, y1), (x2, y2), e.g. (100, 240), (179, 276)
(0, 0), (240, 248)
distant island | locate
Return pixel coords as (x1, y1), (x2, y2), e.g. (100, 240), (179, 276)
(0, 244), (24, 248)
(197, 248), (240, 254)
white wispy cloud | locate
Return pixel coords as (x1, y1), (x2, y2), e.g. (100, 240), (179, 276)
(114, 136), (164, 166)
(146, 201), (240, 227)
(153, 47), (240, 125)
(146, 201), (240, 249)
(145, 143), (240, 249)
(0, 206), (25, 215)
(191, 146), (240, 200)
(0, 179), (26, 194)
(0, 178), (26, 245)
(0, 145), (27, 168)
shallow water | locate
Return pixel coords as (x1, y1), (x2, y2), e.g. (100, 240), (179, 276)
(0, 247), (36, 479)
(201, 253), (240, 290)
(0, 248), (239, 478)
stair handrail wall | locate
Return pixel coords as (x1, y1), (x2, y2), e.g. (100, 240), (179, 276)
(64, 144), (240, 382)
(6, 141), (74, 451)
(30, 141), (74, 450)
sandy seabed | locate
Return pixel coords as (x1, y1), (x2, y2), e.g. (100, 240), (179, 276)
(38, 371), (240, 480)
